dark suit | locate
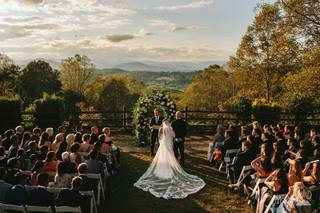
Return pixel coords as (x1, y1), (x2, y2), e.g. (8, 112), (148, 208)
(171, 119), (188, 166)
(27, 187), (55, 207)
(4, 185), (28, 205)
(150, 116), (163, 155)
(227, 150), (254, 183)
(56, 189), (90, 213)
(221, 137), (239, 158)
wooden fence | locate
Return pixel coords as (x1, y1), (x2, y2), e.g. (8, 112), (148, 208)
(2, 107), (320, 131)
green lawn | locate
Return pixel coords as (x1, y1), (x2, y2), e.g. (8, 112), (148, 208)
(102, 145), (252, 213)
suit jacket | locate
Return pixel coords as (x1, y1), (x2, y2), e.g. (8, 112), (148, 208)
(56, 189), (84, 207)
(221, 137), (239, 156)
(85, 159), (105, 177)
(232, 150), (254, 171)
(150, 116), (163, 133)
(4, 185), (28, 205)
(27, 187), (55, 207)
(0, 180), (12, 203)
(171, 119), (188, 139)
(79, 174), (98, 192)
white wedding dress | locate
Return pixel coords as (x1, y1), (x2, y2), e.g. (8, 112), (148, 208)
(134, 121), (205, 199)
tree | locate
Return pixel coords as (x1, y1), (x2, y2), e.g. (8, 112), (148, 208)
(19, 60), (61, 104)
(179, 65), (233, 110)
(0, 53), (20, 96)
(60, 54), (95, 96)
(228, 3), (300, 101)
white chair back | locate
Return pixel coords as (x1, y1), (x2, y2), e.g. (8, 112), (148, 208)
(25, 205), (52, 213)
(0, 203), (27, 213)
(55, 206), (81, 213)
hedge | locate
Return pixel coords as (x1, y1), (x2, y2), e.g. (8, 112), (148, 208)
(0, 97), (22, 131)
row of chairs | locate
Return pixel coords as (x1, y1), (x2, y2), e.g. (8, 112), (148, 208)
(0, 203), (81, 213)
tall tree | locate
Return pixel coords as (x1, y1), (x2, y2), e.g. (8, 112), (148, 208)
(179, 65), (233, 110)
(0, 53), (20, 96)
(228, 3), (300, 101)
(60, 54), (95, 96)
(19, 60), (61, 104)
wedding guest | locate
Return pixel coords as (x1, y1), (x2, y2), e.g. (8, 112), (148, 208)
(8, 134), (19, 158)
(55, 141), (68, 161)
(0, 146), (8, 168)
(90, 126), (99, 145)
(103, 127), (113, 145)
(31, 127), (41, 144)
(208, 125), (225, 163)
(51, 133), (65, 152)
(25, 141), (38, 159)
(15, 126), (24, 142)
(39, 145), (49, 161)
(39, 132), (52, 149)
(78, 163), (98, 192)
(287, 159), (303, 187)
(85, 149), (105, 178)
(21, 131), (31, 150)
(42, 151), (57, 174)
(149, 109), (163, 156)
(27, 173), (55, 207)
(58, 126), (66, 135)
(0, 167), (11, 203)
(60, 152), (77, 174)
(30, 161), (44, 186)
(45, 128), (54, 142)
(2, 129), (14, 150)
(221, 130), (239, 158)
(54, 161), (73, 188)
(16, 148), (31, 170)
(66, 133), (76, 151)
(271, 141), (283, 169)
(102, 127), (120, 165)
(80, 134), (92, 152)
(70, 143), (83, 165)
(4, 172), (28, 205)
(302, 161), (319, 185)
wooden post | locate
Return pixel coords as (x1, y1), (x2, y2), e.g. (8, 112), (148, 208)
(185, 106), (188, 124)
(123, 106), (127, 129)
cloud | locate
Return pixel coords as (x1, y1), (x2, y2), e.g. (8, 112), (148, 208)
(151, 0), (213, 11)
(101, 30), (153, 43)
(47, 38), (97, 49)
(149, 19), (198, 33)
(1, 0), (43, 5)
(0, 16), (41, 23)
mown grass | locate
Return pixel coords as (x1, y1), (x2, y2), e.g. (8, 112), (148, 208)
(103, 146), (252, 213)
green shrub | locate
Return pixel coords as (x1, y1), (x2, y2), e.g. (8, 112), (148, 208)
(229, 97), (252, 124)
(286, 98), (315, 126)
(28, 94), (65, 128)
(0, 97), (22, 131)
(252, 99), (281, 124)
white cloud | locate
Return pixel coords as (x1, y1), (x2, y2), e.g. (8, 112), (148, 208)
(101, 30), (153, 43)
(0, 0), (43, 5)
(149, 19), (199, 32)
(151, 0), (213, 11)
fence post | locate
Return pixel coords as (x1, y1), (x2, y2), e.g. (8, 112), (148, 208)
(123, 106), (127, 129)
(185, 106), (188, 124)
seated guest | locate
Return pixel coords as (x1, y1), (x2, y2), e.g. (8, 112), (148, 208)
(54, 161), (74, 188)
(0, 167), (12, 203)
(31, 127), (41, 144)
(284, 137), (297, 160)
(271, 141), (283, 170)
(70, 143), (83, 165)
(287, 159), (303, 187)
(27, 173), (55, 207)
(208, 125), (225, 163)
(78, 163), (98, 192)
(258, 169), (288, 213)
(28, 154), (38, 171)
(75, 125), (83, 143)
(39, 145), (49, 161)
(221, 129), (239, 158)
(56, 176), (90, 213)
(302, 160), (319, 185)
(8, 135), (19, 158)
(51, 133), (65, 152)
(60, 152), (77, 174)
(0, 146), (8, 168)
(21, 131), (32, 150)
(277, 182), (312, 213)
(41, 151), (57, 177)
(5, 157), (20, 185)
(79, 134), (92, 152)
(45, 128), (55, 142)
(15, 126), (24, 143)
(2, 129), (15, 150)
(30, 161), (44, 186)
(103, 127), (120, 165)
(227, 141), (254, 184)
(4, 173), (28, 205)
(66, 134), (76, 152)
(55, 142), (67, 161)
(25, 141), (38, 159)
(85, 149), (105, 178)
(39, 132), (52, 149)
(90, 126), (99, 145)
(251, 128), (263, 157)
(16, 148), (31, 170)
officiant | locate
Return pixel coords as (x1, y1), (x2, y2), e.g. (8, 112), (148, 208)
(149, 109), (163, 156)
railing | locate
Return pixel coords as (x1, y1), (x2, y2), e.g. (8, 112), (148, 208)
(1, 107), (320, 131)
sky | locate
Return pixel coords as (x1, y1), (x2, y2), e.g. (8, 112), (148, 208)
(0, 0), (275, 67)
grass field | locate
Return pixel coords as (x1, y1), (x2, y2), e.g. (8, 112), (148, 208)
(102, 135), (252, 213)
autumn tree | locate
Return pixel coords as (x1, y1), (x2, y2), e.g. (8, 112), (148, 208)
(228, 3), (300, 101)
(179, 65), (233, 110)
(19, 60), (61, 104)
(60, 54), (95, 96)
(0, 53), (20, 96)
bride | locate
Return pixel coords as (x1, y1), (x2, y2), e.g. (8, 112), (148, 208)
(134, 120), (205, 199)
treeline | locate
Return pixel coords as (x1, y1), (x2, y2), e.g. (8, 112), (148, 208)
(180, 1), (320, 119)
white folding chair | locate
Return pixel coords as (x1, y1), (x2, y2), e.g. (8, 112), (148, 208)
(0, 203), (27, 213)
(55, 206), (81, 213)
(264, 194), (287, 213)
(25, 205), (52, 213)
(84, 173), (105, 204)
(219, 149), (240, 172)
(236, 165), (253, 186)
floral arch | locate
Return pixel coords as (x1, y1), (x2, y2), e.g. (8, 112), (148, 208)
(133, 91), (177, 145)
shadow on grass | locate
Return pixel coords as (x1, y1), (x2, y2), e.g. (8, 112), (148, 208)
(102, 151), (251, 213)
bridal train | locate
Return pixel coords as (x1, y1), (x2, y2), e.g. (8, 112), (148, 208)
(134, 121), (205, 199)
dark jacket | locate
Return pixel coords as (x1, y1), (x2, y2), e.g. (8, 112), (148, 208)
(4, 185), (28, 205)
(171, 119), (188, 139)
(150, 116), (163, 133)
(27, 187), (55, 207)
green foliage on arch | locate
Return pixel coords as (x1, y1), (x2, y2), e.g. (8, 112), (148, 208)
(133, 91), (177, 145)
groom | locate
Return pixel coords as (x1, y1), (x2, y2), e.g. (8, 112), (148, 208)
(171, 111), (188, 166)
(149, 109), (163, 156)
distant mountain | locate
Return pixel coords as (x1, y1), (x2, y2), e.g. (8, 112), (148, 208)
(16, 58), (60, 69)
(114, 60), (226, 72)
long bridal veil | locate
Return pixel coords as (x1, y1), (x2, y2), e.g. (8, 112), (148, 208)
(134, 121), (205, 199)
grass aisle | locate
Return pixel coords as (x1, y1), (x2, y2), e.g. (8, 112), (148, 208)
(104, 149), (252, 213)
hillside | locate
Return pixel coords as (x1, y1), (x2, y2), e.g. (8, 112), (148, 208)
(93, 68), (201, 90)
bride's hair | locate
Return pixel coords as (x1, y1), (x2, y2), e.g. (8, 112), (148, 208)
(162, 120), (170, 127)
